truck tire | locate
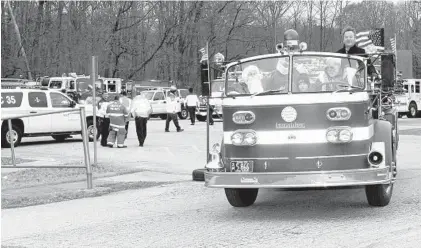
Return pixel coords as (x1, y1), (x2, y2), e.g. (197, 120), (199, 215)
(1, 124), (23, 148)
(178, 109), (188, 119)
(225, 188), (258, 207)
(196, 115), (206, 122)
(192, 168), (206, 181)
(51, 135), (68, 142)
(365, 120), (394, 207)
(408, 102), (418, 118)
(86, 119), (100, 142)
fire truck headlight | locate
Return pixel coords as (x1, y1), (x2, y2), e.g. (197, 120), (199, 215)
(339, 129), (353, 142)
(243, 132), (257, 146)
(231, 130), (257, 146)
(326, 130), (338, 143)
(326, 107), (351, 121)
(326, 127), (353, 143)
(231, 132), (244, 145)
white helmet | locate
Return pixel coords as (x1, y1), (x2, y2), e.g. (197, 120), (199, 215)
(170, 85), (177, 91)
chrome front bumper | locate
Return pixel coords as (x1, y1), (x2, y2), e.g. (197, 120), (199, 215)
(204, 167), (391, 188)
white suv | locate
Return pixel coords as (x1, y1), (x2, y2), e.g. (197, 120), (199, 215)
(140, 89), (188, 120)
(1, 88), (94, 148)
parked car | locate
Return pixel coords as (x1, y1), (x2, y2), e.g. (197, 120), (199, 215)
(1, 88), (95, 148)
(140, 88), (188, 120)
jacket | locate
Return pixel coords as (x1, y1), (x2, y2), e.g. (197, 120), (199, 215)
(166, 94), (179, 113)
(119, 96), (132, 111)
(131, 96), (152, 118)
(106, 101), (129, 128)
(336, 45), (377, 75)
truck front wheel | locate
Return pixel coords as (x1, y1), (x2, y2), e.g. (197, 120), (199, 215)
(196, 115), (206, 122)
(408, 103), (418, 118)
(224, 188), (258, 207)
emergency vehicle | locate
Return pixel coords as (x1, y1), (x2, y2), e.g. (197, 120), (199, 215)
(395, 79), (421, 118)
(1, 87), (95, 147)
(204, 29), (398, 208)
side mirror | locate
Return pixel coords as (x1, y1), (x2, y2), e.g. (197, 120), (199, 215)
(70, 101), (76, 108)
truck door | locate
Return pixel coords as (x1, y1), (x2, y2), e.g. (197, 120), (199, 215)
(49, 92), (80, 132)
(26, 91), (52, 133)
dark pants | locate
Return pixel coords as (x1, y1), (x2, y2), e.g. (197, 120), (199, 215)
(165, 113), (181, 131)
(100, 118), (110, 146)
(187, 106), (196, 124)
(125, 122), (129, 139)
(135, 117), (148, 145)
(209, 106), (214, 125)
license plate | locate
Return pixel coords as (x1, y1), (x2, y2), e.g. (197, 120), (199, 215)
(230, 161), (253, 172)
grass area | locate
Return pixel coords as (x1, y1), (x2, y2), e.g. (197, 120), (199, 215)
(2, 181), (170, 209)
(1, 163), (143, 190)
(1, 162), (185, 209)
(1, 157), (36, 165)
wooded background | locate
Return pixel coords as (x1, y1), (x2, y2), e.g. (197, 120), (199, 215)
(1, 0), (420, 88)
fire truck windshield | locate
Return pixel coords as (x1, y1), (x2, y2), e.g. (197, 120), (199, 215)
(225, 55), (366, 96)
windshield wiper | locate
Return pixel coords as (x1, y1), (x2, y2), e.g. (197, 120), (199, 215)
(252, 89), (286, 96)
(333, 84), (363, 93)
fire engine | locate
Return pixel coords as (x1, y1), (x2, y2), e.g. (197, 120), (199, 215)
(204, 29), (398, 208)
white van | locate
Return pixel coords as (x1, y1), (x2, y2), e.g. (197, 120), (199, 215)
(396, 79), (421, 118)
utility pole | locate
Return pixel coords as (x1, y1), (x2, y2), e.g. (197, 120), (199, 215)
(6, 0), (32, 80)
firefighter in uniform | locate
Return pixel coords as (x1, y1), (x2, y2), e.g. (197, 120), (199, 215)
(119, 91), (132, 138)
(106, 95), (129, 148)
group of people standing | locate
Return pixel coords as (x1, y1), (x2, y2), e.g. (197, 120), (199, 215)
(97, 91), (151, 148)
(95, 86), (202, 148)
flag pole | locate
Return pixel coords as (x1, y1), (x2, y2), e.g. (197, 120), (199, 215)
(206, 41), (211, 163)
(394, 33), (398, 81)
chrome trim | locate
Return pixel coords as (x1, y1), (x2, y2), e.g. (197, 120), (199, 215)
(230, 157), (289, 160)
(205, 167), (392, 188)
(295, 153), (368, 159)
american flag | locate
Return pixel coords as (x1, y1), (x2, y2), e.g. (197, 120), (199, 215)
(356, 28), (385, 54)
(390, 37), (397, 54)
(199, 47), (208, 62)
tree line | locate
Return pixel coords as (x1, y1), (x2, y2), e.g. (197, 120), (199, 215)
(1, 0), (420, 88)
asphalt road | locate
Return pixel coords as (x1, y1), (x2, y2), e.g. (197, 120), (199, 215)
(2, 117), (421, 248)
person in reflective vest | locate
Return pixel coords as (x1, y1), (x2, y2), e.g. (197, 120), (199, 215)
(119, 91), (132, 139)
(106, 95), (129, 148)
